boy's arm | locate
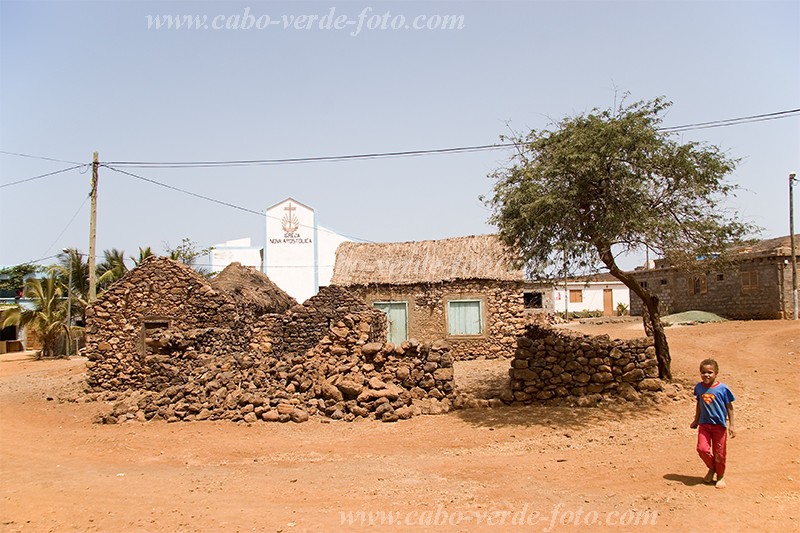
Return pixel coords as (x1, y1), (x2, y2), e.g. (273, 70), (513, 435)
(690, 400), (700, 428)
(727, 403), (735, 438)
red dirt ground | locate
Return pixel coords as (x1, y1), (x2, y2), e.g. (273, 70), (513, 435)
(1, 320), (798, 532)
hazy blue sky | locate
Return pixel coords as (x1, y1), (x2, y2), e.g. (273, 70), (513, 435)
(1, 0), (798, 271)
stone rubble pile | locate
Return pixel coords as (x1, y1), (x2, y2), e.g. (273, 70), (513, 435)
(509, 324), (665, 406)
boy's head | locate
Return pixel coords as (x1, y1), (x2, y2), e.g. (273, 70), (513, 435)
(700, 358), (719, 373)
(699, 358), (719, 386)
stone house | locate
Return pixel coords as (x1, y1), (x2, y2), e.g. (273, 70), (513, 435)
(628, 234), (799, 319)
(330, 234), (527, 360)
(85, 257), (297, 391)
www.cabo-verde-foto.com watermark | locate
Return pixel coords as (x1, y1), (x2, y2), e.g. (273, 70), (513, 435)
(339, 503), (659, 530)
(145, 6), (465, 37)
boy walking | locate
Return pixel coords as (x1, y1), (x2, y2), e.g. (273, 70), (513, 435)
(690, 358), (736, 488)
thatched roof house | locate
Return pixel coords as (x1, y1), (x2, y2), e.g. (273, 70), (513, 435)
(331, 234), (523, 286)
(331, 235), (526, 360)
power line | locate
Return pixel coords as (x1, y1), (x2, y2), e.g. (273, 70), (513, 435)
(0, 164), (87, 189)
(103, 165), (373, 243)
(98, 107), (800, 169)
(39, 194), (91, 259)
(0, 150), (84, 165)
(103, 144), (505, 169)
(660, 108), (800, 133)
(105, 166), (265, 216)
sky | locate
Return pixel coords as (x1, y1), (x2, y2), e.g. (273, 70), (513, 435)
(1, 0), (798, 272)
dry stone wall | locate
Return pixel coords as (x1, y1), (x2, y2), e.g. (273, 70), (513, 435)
(94, 312), (455, 424)
(509, 324), (663, 406)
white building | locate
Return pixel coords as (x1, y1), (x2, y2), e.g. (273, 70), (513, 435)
(552, 274), (630, 316)
(210, 198), (351, 303)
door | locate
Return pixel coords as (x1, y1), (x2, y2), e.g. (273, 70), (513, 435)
(373, 301), (408, 345)
(603, 289), (614, 316)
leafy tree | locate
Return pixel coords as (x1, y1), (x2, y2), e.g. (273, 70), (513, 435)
(1, 272), (69, 358)
(486, 97), (752, 379)
(0, 263), (43, 293)
(164, 238), (212, 275)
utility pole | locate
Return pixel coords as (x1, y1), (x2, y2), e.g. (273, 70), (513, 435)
(88, 152), (98, 303)
(790, 172), (797, 320)
(62, 249), (73, 356)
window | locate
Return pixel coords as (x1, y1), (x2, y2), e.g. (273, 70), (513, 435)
(692, 275), (708, 295)
(660, 279), (668, 285)
(447, 300), (483, 336)
(524, 292), (543, 309)
(741, 271), (758, 292)
(641, 281), (649, 289)
(569, 289), (583, 303)
(373, 301), (408, 345)
(717, 273), (725, 281)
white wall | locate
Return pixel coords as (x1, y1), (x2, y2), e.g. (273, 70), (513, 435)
(553, 282), (630, 315)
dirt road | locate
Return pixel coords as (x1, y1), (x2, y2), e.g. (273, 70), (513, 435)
(1, 320), (797, 532)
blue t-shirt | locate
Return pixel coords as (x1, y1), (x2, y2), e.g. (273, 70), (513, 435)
(694, 382), (735, 427)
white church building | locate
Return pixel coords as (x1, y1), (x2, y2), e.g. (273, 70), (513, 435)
(209, 198), (351, 303)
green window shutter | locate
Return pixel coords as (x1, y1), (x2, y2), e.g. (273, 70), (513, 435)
(373, 301), (408, 344)
(448, 300), (482, 335)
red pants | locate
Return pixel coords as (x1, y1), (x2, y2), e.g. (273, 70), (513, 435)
(697, 423), (728, 477)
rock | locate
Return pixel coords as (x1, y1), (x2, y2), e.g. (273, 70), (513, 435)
(336, 380), (363, 399)
(381, 411), (399, 423)
(621, 369), (645, 382)
(262, 410), (280, 422)
(368, 377), (386, 390)
(320, 381), (344, 402)
(618, 383), (640, 402)
(638, 378), (664, 392)
(290, 408), (309, 423)
(361, 342), (383, 356)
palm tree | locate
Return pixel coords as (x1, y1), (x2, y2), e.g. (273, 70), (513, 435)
(1, 272), (69, 358)
(97, 248), (128, 289)
(131, 246), (154, 267)
(54, 248), (89, 324)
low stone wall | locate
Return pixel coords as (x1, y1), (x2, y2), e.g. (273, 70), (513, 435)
(509, 325), (663, 406)
(93, 313), (455, 424)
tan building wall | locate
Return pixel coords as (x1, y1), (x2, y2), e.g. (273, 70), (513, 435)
(346, 279), (527, 360)
(629, 255), (789, 319)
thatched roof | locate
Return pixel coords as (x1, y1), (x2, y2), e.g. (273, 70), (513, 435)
(211, 263), (297, 314)
(331, 235), (523, 286)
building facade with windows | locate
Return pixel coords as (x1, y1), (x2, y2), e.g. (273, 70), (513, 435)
(628, 235), (798, 320)
(330, 235), (528, 360)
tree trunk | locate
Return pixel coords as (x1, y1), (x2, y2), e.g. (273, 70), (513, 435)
(642, 294), (672, 380)
(596, 243), (672, 380)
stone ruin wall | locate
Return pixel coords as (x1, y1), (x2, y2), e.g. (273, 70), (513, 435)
(86, 276), (456, 423)
(345, 279), (528, 360)
(94, 311), (456, 424)
(84, 258), (245, 392)
(509, 324), (664, 406)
